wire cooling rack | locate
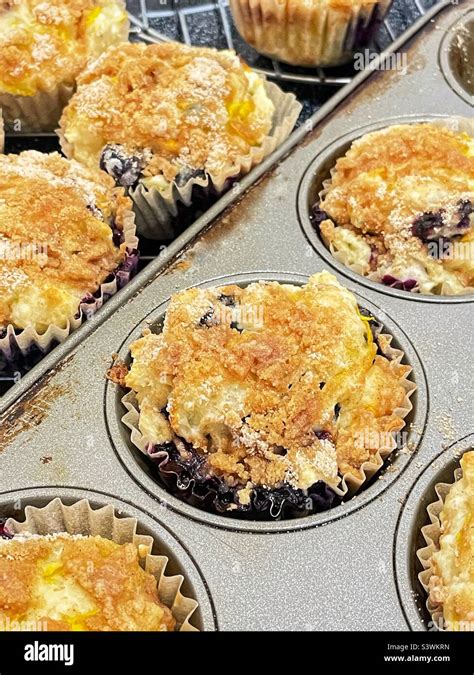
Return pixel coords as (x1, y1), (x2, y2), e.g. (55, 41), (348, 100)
(126, 0), (440, 86)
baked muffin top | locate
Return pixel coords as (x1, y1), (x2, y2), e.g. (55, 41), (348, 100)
(428, 451), (474, 630)
(317, 123), (474, 294)
(123, 272), (410, 504)
(60, 41), (275, 186)
(0, 534), (176, 631)
(0, 150), (131, 333)
(0, 0), (129, 96)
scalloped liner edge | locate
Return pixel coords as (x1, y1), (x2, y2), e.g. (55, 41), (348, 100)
(58, 80), (302, 239)
(120, 327), (416, 515)
(5, 497), (199, 632)
(0, 207), (138, 363)
(416, 466), (463, 632)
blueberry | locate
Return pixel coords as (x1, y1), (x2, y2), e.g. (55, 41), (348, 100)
(334, 403), (341, 419)
(458, 199), (473, 228)
(100, 144), (144, 187)
(175, 166), (207, 188)
(153, 442), (175, 453)
(412, 210), (445, 242)
(230, 321), (243, 333)
(199, 308), (219, 328)
(314, 429), (333, 442)
(218, 293), (236, 307)
(310, 205), (330, 229)
(382, 275), (418, 292)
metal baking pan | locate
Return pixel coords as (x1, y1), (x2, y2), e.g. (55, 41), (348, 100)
(0, 0), (472, 631)
(0, 0), (438, 402)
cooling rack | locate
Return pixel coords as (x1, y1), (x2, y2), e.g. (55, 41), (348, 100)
(127, 0), (440, 87)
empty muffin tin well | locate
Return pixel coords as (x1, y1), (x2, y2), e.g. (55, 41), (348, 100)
(440, 9), (474, 105)
(394, 433), (474, 631)
(297, 115), (474, 303)
(0, 487), (217, 631)
(105, 272), (427, 533)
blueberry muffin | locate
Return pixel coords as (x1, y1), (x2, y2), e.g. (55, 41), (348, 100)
(59, 41), (300, 237)
(0, 150), (137, 367)
(230, 0), (392, 67)
(312, 123), (474, 295)
(0, 0), (129, 131)
(423, 451), (474, 631)
(0, 534), (176, 631)
(117, 271), (413, 519)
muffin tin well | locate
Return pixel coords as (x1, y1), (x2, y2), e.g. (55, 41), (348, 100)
(440, 9), (474, 105)
(394, 433), (474, 631)
(297, 114), (474, 303)
(0, 487), (217, 631)
(0, 0), (471, 630)
(104, 272), (427, 532)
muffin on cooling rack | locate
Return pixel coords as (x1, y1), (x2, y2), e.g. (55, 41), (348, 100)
(116, 271), (415, 520)
(0, 150), (137, 372)
(59, 41), (301, 239)
(418, 451), (474, 631)
(229, 0), (392, 67)
(312, 121), (474, 295)
(0, 0), (129, 131)
(1, 498), (199, 631)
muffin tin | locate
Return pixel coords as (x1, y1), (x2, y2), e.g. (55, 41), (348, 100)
(0, 0), (472, 630)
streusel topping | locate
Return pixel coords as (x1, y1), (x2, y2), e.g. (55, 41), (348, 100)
(60, 42), (275, 181)
(0, 0), (128, 95)
(0, 534), (175, 631)
(125, 272), (410, 495)
(318, 123), (474, 293)
(0, 151), (130, 331)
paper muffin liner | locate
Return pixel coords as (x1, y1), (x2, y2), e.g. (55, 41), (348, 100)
(3, 497), (199, 631)
(0, 110), (4, 153)
(229, 0), (392, 68)
(315, 116), (474, 296)
(0, 208), (138, 376)
(58, 80), (301, 240)
(0, 82), (75, 134)
(416, 466), (464, 631)
(119, 313), (415, 520)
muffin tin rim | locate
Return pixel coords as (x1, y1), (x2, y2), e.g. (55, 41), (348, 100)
(296, 113), (474, 304)
(104, 270), (429, 534)
(393, 432), (474, 632)
(0, 484), (219, 632)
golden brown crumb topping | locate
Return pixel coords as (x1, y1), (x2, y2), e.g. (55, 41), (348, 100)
(0, 151), (131, 332)
(0, 534), (176, 631)
(428, 451), (474, 630)
(125, 272), (410, 495)
(60, 41), (275, 181)
(0, 0), (128, 96)
(319, 123), (474, 294)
